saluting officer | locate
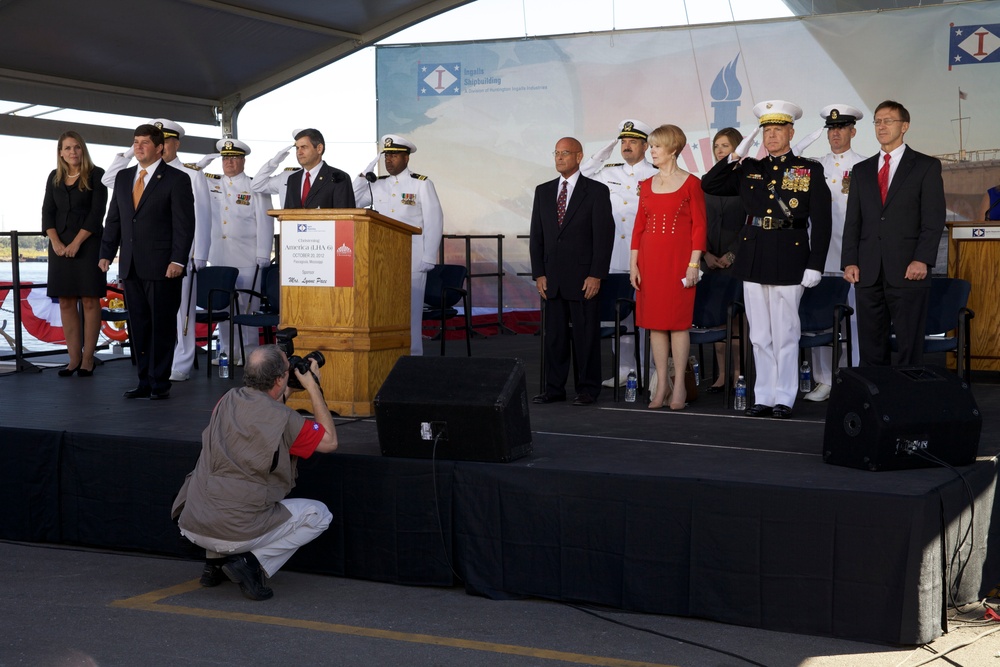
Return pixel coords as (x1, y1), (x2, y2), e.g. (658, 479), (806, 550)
(581, 119), (657, 386)
(353, 134), (444, 356)
(203, 138), (273, 364)
(702, 100), (832, 419)
(793, 104), (866, 401)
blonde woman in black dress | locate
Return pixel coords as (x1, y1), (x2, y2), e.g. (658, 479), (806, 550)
(42, 131), (108, 376)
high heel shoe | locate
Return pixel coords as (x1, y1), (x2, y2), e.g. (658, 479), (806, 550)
(77, 364), (95, 377)
(58, 364), (80, 377)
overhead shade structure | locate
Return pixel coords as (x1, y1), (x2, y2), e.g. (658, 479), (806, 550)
(0, 0), (473, 147)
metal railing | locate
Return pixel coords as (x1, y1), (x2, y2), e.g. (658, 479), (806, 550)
(1, 230), (50, 371)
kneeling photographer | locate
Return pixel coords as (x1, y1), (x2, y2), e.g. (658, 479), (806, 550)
(171, 342), (337, 601)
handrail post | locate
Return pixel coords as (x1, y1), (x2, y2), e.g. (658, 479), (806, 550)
(7, 231), (41, 372)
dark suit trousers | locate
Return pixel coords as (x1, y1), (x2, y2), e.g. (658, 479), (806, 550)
(856, 266), (929, 366)
(543, 295), (602, 399)
(124, 276), (183, 392)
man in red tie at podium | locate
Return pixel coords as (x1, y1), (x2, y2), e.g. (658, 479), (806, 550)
(842, 100), (945, 366)
(251, 128), (355, 210)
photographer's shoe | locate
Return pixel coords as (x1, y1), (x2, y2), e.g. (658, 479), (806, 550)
(200, 560), (228, 587)
(222, 553), (273, 601)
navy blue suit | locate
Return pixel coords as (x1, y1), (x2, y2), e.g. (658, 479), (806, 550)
(529, 174), (614, 399)
(284, 162), (355, 209)
(100, 161), (195, 392)
(842, 146), (945, 365)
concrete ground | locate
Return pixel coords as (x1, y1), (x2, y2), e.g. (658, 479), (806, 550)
(4, 541), (1000, 667)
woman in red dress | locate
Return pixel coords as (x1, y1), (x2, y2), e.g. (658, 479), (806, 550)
(629, 124), (706, 409)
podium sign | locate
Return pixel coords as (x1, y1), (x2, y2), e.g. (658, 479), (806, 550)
(270, 209), (420, 416)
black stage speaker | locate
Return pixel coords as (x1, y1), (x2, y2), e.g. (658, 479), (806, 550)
(823, 365), (981, 471)
(374, 356), (532, 463)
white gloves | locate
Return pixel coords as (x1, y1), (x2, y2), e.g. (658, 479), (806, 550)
(801, 269), (822, 288)
(119, 147), (134, 160)
(420, 262), (435, 273)
(271, 144), (294, 164)
(593, 137), (617, 165)
(732, 126), (761, 161)
(791, 127), (824, 157)
(196, 153), (220, 170)
(256, 257), (271, 268)
(360, 156), (380, 179)
(193, 258), (207, 271)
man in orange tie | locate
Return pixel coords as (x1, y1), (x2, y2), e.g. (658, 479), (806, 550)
(842, 100), (946, 366)
(99, 124), (195, 399)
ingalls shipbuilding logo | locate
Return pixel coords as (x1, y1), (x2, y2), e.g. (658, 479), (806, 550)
(418, 63), (462, 96)
(710, 53), (742, 130)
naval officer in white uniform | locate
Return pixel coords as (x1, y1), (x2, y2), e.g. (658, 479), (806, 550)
(353, 135), (444, 356)
(792, 104), (866, 401)
(202, 138), (273, 363)
(580, 119), (657, 386)
(102, 118), (213, 382)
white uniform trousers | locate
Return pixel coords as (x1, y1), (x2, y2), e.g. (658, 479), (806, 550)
(809, 280), (860, 386)
(181, 498), (332, 578)
(411, 270), (428, 356)
(744, 282), (804, 407)
(172, 272), (198, 374)
(216, 265), (259, 364)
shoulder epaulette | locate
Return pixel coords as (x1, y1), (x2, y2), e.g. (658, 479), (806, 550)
(183, 162), (201, 171)
(410, 172), (428, 181)
(205, 173), (221, 179)
(284, 166), (301, 172)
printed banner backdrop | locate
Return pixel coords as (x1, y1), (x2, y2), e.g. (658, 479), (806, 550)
(376, 2), (1000, 308)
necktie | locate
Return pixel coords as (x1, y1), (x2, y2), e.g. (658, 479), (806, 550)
(557, 180), (568, 226)
(878, 154), (890, 204)
(301, 171), (312, 204)
(132, 169), (146, 208)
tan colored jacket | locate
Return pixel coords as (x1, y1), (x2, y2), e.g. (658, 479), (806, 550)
(171, 387), (307, 542)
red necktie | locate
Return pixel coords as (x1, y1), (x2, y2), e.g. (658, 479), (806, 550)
(878, 154), (890, 204)
(557, 180), (568, 226)
(301, 171), (312, 204)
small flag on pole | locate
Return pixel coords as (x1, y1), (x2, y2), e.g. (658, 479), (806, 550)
(959, 89), (968, 100)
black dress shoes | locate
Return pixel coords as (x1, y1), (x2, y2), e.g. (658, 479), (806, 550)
(222, 553), (273, 601)
(772, 404), (793, 419)
(150, 390), (170, 400)
(744, 403), (773, 417)
(200, 560), (228, 587)
(572, 394), (596, 406)
(532, 393), (565, 404)
(123, 387), (152, 399)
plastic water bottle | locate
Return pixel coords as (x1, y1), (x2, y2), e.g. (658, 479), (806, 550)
(625, 369), (637, 403)
(799, 360), (811, 393)
(734, 375), (747, 411)
(218, 351), (229, 379)
(689, 355), (700, 386)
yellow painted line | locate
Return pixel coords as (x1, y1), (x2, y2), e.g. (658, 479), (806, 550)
(112, 580), (680, 667)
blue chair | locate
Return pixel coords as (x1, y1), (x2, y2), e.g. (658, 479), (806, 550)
(798, 276), (853, 372)
(231, 263), (281, 365)
(891, 277), (974, 382)
(423, 264), (471, 356)
(688, 271), (744, 406)
(191, 266), (239, 377)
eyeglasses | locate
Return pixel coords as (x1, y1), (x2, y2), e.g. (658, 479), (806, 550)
(872, 118), (903, 127)
(552, 150), (580, 157)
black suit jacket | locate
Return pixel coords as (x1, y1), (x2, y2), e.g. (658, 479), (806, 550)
(100, 161), (195, 281)
(842, 146), (945, 289)
(41, 168), (108, 243)
(529, 174), (614, 300)
(283, 162), (356, 209)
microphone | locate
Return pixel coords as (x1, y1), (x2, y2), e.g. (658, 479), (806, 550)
(366, 178), (377, 213)
(365, 172), (377, 183)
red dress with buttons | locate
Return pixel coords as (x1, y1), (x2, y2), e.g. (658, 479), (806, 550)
(630, 174), (707, 331)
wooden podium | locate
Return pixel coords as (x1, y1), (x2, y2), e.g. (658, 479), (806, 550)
(947, 220), (1000, 371)
(269, 208), (420, 416)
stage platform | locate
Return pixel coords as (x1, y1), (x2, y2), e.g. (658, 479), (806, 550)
(2, 333), (998, 646)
